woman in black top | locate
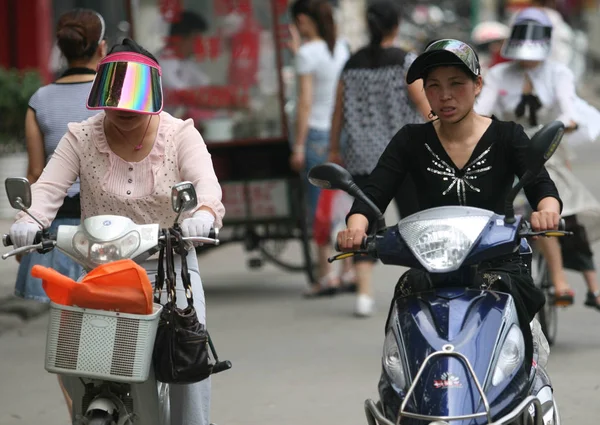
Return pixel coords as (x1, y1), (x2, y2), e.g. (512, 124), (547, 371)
(340, 39), (561, 247)
(336, 39), (562, 361)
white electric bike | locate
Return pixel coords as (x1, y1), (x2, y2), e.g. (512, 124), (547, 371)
(2, 178), (231, 425)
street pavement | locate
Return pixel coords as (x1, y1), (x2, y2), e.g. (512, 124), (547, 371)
(1, 79), (600, 425)
(0, 210), (599, 424)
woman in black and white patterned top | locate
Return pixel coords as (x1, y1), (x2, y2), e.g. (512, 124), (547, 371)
(327, 0), (431, 316)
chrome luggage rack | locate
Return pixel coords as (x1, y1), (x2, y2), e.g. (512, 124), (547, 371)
(364, 345), (545, 425)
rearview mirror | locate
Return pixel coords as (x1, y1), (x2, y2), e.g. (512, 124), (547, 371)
(308, 163), (387, 232)
(308, 163), (355, 191)
(171, 182), (198, 214)
(527, 121), (565, 174)
(5, 177), (32, 210)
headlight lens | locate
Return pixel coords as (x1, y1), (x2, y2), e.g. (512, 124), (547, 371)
(72, 231), (141, 264)
(398, 216), (490, 272)
(73, 231), (90, 258)
(383, 330), (407, 390)
(492, 324), (525, 386)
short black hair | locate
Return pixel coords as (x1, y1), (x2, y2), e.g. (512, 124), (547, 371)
(108, 38), (159, 64)
(422, 64), (478, 83)
(169, 10), (208, 36)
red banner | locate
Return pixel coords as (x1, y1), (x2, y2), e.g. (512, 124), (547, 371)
(159, 0), (183, 22)
(274, 0), (289, 15)
(161, 35), (222, 61)
(228, 18), (260, 87)
(164, 86), (250, 109)
(214, 0), (253, 18)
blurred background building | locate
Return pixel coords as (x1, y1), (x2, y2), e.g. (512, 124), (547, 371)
(0, 0), (600, 218)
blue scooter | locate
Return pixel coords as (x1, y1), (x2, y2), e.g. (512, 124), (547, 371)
(308, 121), (568, 425)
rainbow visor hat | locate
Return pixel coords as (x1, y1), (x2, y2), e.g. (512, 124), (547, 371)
(87, 52), (163, 114)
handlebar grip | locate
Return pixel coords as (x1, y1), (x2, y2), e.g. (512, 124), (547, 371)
(208, 228), (217, 239)
(334, 236), (368, 252)
(3, 231), (47, 247)
(33, 231), (44, 244)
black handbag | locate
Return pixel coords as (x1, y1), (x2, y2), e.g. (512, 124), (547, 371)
(152, 228), (213, 384)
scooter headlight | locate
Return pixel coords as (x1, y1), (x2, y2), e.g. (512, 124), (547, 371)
(398, 215), (489, 272)
(383, 329), (407, 391)
(492, 324), (525, 386)
(73, 230), (141, 264)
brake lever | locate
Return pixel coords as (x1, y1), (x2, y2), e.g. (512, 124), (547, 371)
(328, 250), (369, 263)
(181, 236), (220, 245)
(520, 230), (574, 238)
(2, 242), (45, 260)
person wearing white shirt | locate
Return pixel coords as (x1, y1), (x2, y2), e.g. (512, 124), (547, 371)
(507, 0), (587, 82)
(288, 0), (350, 297)
(159, 10), (211, 90)
(475, 7), (600, 311)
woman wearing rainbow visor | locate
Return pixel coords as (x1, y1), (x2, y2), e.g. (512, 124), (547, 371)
(9, 38), (223, 425)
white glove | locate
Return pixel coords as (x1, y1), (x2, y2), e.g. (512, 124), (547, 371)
(9, 222), (41, 248)
(181, 210), (215, 239)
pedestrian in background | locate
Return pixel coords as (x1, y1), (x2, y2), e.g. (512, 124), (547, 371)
(288, 0), (351, 297)
(325, 0), (431, 316)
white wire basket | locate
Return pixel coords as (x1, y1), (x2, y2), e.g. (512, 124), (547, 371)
(45, 302), (163, 383)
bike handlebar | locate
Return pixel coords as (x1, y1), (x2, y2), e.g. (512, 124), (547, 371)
(2, 227), (219, 260)
(333, 236), (368, 253)
(329, 218), (571, 263)
(3, 227), (218, 248)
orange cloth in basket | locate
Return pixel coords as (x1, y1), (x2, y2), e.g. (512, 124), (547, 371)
(31, 259), (153, 315)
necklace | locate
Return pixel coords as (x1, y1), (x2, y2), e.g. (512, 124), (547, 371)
(59, 67), (96, 78)
(109, 116), (153, 151)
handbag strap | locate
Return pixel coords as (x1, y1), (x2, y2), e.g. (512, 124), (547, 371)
(165, 228), (177, 304)
(153, 230), (167, 303)
(172, 227), (194, 308)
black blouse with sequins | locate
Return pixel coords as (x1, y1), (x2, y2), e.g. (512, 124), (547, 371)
(348, 119), (562, 224)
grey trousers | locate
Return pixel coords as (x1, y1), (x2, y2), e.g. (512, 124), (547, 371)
(62, 249), (211, 425)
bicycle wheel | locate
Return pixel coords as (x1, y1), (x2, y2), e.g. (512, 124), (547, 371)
(534, 252), (558, 346)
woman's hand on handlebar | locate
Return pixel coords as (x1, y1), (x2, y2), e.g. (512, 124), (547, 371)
(336, 227), (367, 251)
(180, 210), (215, 246)
(9, 222), (42, 248)
(531, 197), (561, 233)
(530, 210), (561, 232)
(337, 214), (369, 251)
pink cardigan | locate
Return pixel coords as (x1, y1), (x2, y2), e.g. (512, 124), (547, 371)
(17, 111), (225, 229)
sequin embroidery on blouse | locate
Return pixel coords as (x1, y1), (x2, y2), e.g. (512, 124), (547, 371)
(425, 143), (493, 205)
